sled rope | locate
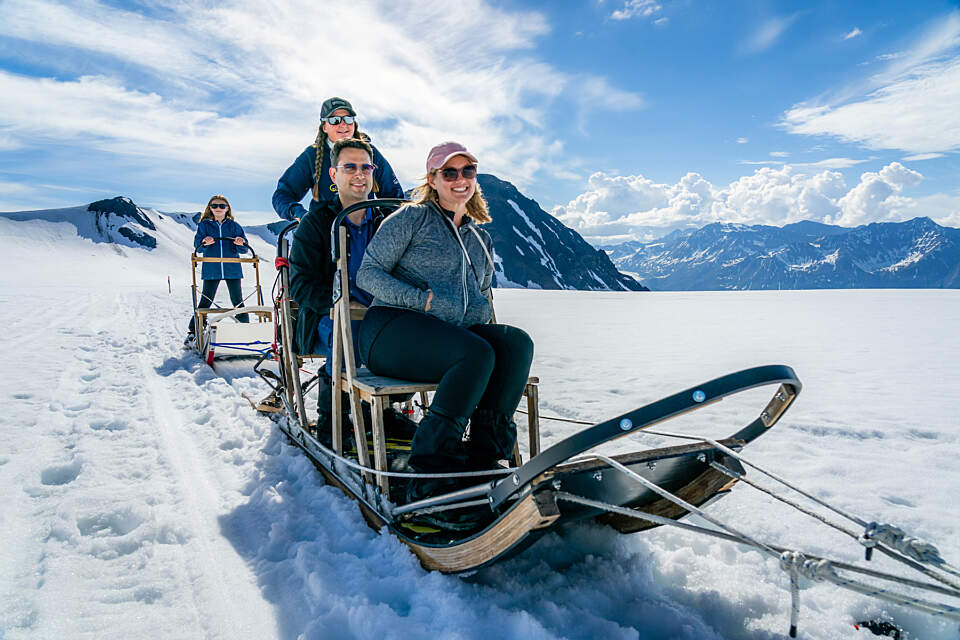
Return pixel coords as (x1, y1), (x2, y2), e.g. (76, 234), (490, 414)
(514, 407), (592, 426)
(640, 427), (960, 591)
(559, 456), (960, 637)
(709, 459), (862, 539)
(553, 491), (958, 598)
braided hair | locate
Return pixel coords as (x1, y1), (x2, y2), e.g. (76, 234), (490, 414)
(311, 123), (376, 199)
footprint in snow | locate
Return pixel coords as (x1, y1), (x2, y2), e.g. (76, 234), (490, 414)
(154, 355), (192, 376)
(40, 459), (83, 485)
(76, 509), (144, 538)
(89, 419), (128, 432)
(219, 438), (243, 451)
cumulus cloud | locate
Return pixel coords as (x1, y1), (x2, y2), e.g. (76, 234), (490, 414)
(554, 162), (927, 244)
(736, 137), (749, 144)
(833, 162), (923, 226)
(844, 27), (862, 40)
(782, 12), (960, 155)
(0, 0), (643, 191)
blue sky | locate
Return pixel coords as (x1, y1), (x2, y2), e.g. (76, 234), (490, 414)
(1, 0), (959, 244)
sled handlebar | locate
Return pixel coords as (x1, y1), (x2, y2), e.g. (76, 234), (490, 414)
(330, 199), (409, 262)
(191, 237), (258, 261)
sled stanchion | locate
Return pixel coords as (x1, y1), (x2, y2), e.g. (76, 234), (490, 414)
(525, 381), (540, 457)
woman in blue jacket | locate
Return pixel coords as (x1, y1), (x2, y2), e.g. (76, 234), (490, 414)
(186, 195), (249, 343)
(271, 96), (404, 220)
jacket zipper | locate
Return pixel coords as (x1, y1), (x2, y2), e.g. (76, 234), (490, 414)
(217, 221), (225, 280)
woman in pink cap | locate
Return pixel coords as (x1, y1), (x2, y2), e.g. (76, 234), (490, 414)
(356, 142), (534, 514)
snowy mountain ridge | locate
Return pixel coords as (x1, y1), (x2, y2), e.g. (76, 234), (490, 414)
(2, 188), (646, 292)
(604, 217), (960, 290)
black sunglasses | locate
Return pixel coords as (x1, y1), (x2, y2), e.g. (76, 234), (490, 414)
(210, 203), (228, 209)
(438, 165), (477, 182)
(323, 115), (356, 126)
(336, 162), (376, 174)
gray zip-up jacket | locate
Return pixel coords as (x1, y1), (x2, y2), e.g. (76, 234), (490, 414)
(357, 202), (494, 327)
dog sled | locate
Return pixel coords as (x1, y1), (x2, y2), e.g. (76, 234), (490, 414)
(190, 239), (274, 365)
(251, 200), (958, 636)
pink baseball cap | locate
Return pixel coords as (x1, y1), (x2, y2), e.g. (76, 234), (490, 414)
(426, 141), (478, 173)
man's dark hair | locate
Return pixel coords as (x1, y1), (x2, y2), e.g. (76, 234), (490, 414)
(330, 137), (374, 167)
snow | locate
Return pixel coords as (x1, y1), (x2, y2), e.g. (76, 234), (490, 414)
(1, 213), (959, 639)
(507, 199), (545, 244)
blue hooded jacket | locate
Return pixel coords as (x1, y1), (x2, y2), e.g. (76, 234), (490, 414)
(194, 218), (249, 280)
(271, 142), (404, 221)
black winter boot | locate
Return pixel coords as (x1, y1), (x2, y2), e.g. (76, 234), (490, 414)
(466, 409), (518, 471)
(382, 407), (418, 441)
(406, 410), (469, 503)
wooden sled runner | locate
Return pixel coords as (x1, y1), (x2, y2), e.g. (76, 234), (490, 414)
(255, 199), (802, 574)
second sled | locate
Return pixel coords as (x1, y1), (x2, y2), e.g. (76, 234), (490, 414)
(190, 238), (274, 365)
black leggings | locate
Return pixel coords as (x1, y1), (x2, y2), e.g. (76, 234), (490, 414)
(358, 307), (533, 419)
(188, 278), (247, 333)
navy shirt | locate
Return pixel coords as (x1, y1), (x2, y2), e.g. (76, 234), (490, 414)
(345, 208), (375, 306)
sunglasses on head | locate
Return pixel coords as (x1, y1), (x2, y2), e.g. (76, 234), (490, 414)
(438, 165), (477, 182)
(323, 115), (356, 126)
(210, 203), (228, 209)
(336, 162), (376, 174)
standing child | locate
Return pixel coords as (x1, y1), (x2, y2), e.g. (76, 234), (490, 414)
(186, 195), (249, 346)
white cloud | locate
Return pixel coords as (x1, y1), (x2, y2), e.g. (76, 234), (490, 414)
(782, 12), (960, 155)
(794, 157), (871, 169)
(903, 152), (944, 161)
(910, 191), (960, 227)
(554, 162), (927, 243)
(743, 14), (801, 54)
(0, 0), (643, 193)
(833, 162), (923, 226)
(844, 27), (862, 40)
(770, 151), (791, 157)
(610, 0), (662, 21)
(736, 137), (749, 144)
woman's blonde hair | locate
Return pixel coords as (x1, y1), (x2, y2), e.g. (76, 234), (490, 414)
(200, 195), (235, 222)
(411, 172), (491, 224)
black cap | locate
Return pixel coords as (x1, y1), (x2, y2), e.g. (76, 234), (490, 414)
(320, 97), (356, 119)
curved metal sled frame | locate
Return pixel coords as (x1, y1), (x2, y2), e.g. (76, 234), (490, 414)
(265, 202), (802, 574)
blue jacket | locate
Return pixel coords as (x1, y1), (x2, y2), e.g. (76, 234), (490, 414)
(194, 218), (249, 280)
(272, 142), (404, 221)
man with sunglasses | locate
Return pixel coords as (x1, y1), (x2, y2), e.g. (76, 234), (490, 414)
(288, 137), (414, 446)
(272, 96), (404, 221)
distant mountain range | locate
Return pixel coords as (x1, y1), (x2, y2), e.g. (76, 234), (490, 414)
(604, 218), (960, 290)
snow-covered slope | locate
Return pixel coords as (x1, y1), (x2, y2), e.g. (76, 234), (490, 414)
(0, 197), (279, 291)
(1, 210), (958, 639)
